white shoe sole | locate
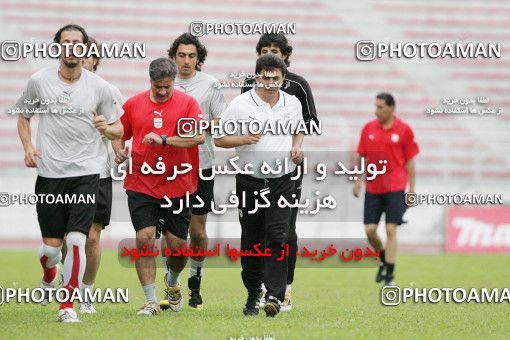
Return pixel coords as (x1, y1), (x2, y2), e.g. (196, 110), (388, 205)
(169, 302), (183, 312)
(280, 305), (292, 312)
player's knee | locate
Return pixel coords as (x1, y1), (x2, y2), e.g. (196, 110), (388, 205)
(190, 215), (206, 230)
(87, 226), (101, 247)
(136, 228), (156, 249)
(189, 228), (207, 244)
(66, 231), (86, 246)
(386, 225), (397, 239)
(43, 238), (64, 248)
(166, 233), (186, 250)
(173, 237), (187, 249)
(189, 216), (207, 243)
(365, 225), (378, 238)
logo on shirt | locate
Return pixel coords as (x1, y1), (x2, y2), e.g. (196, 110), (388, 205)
(154, 117), (163, 129)
(369, 134), (375, 140)
(154, 110), (163, 128)
(391, 133), (400, 143)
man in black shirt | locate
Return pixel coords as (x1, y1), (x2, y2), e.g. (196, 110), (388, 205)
(241, 33), (318, 312)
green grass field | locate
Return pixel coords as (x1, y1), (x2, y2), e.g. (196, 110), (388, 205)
(0, 251), (508, 339)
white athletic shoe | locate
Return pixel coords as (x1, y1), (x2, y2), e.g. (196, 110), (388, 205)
(258, 283), (267, 308)
(137, 301), (161, 316)
(40, 263), (60, 306)
(281, 285), (292, 312)
(58, 308), (80, 322)
(160, 282), (183, 312)
(79, 301), (97, 314)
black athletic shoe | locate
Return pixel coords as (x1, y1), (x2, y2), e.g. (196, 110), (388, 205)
(263, 296), (281, 317)
(375, 263), (386, 283)
(188, 276), (203, 310)
(243, 289), (261, 316)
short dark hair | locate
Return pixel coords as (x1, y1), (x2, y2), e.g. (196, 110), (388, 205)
(167, 33), (207, 71)
(149, 58), (177, 81)
(376, 92), (396, 107)
(255, 54), (288, 78)
(87, 36), (100, 71)
(256, 33), (293, 67)
(53, 24), (88, 45)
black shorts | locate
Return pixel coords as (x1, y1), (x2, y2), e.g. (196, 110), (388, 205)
(126, 190), (190, 240)
(192, 168), (214, 215)
(93, 177), (112, 228)
(35, 174), (99, 239)
(364, 190), (407, 225)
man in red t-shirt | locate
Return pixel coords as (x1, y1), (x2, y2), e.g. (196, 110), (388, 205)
(116, 58), (204, 315)
(353, 92), (419, 286)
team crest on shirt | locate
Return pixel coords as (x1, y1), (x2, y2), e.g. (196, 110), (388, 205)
(391, 133), (399, 143)
(154, 110), (163, 128)
(369, 134), (375, 140)
(154, 118), (163, 128)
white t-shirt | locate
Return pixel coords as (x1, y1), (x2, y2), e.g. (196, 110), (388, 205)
(16, 67), (123, 178)
(100, 83), (124, 179)
(175, 72), (226, 169)
(215, 89), (303, 179)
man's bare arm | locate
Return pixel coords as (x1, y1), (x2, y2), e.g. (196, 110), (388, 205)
(17, 115), (40, 167)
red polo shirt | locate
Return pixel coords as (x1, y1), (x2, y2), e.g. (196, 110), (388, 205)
(357, 117), (419, 194)
(121, 89), (203, 199)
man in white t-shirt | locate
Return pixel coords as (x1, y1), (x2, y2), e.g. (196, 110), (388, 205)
(15, 24), (123, 323)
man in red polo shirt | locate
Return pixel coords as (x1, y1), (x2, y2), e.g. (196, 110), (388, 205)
(353, 92), (419, 286)
(116, 57), (204, 315)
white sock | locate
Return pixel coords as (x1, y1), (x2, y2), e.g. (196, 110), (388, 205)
(39, 244), (62, 268)
(63, 232), (86, 289)
(161, 256), (169, 275)
(189, 258), (204, 278)
(61, 232), (86, 307)
(38, 244), (62, 285)
(286, 284), (292, 292)
(166, 269), (180, 287)
(81, 283), (94, 303)
(142, 283), (157, 303)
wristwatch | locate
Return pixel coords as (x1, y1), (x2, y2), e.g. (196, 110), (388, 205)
(160, 134), (168, 146)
